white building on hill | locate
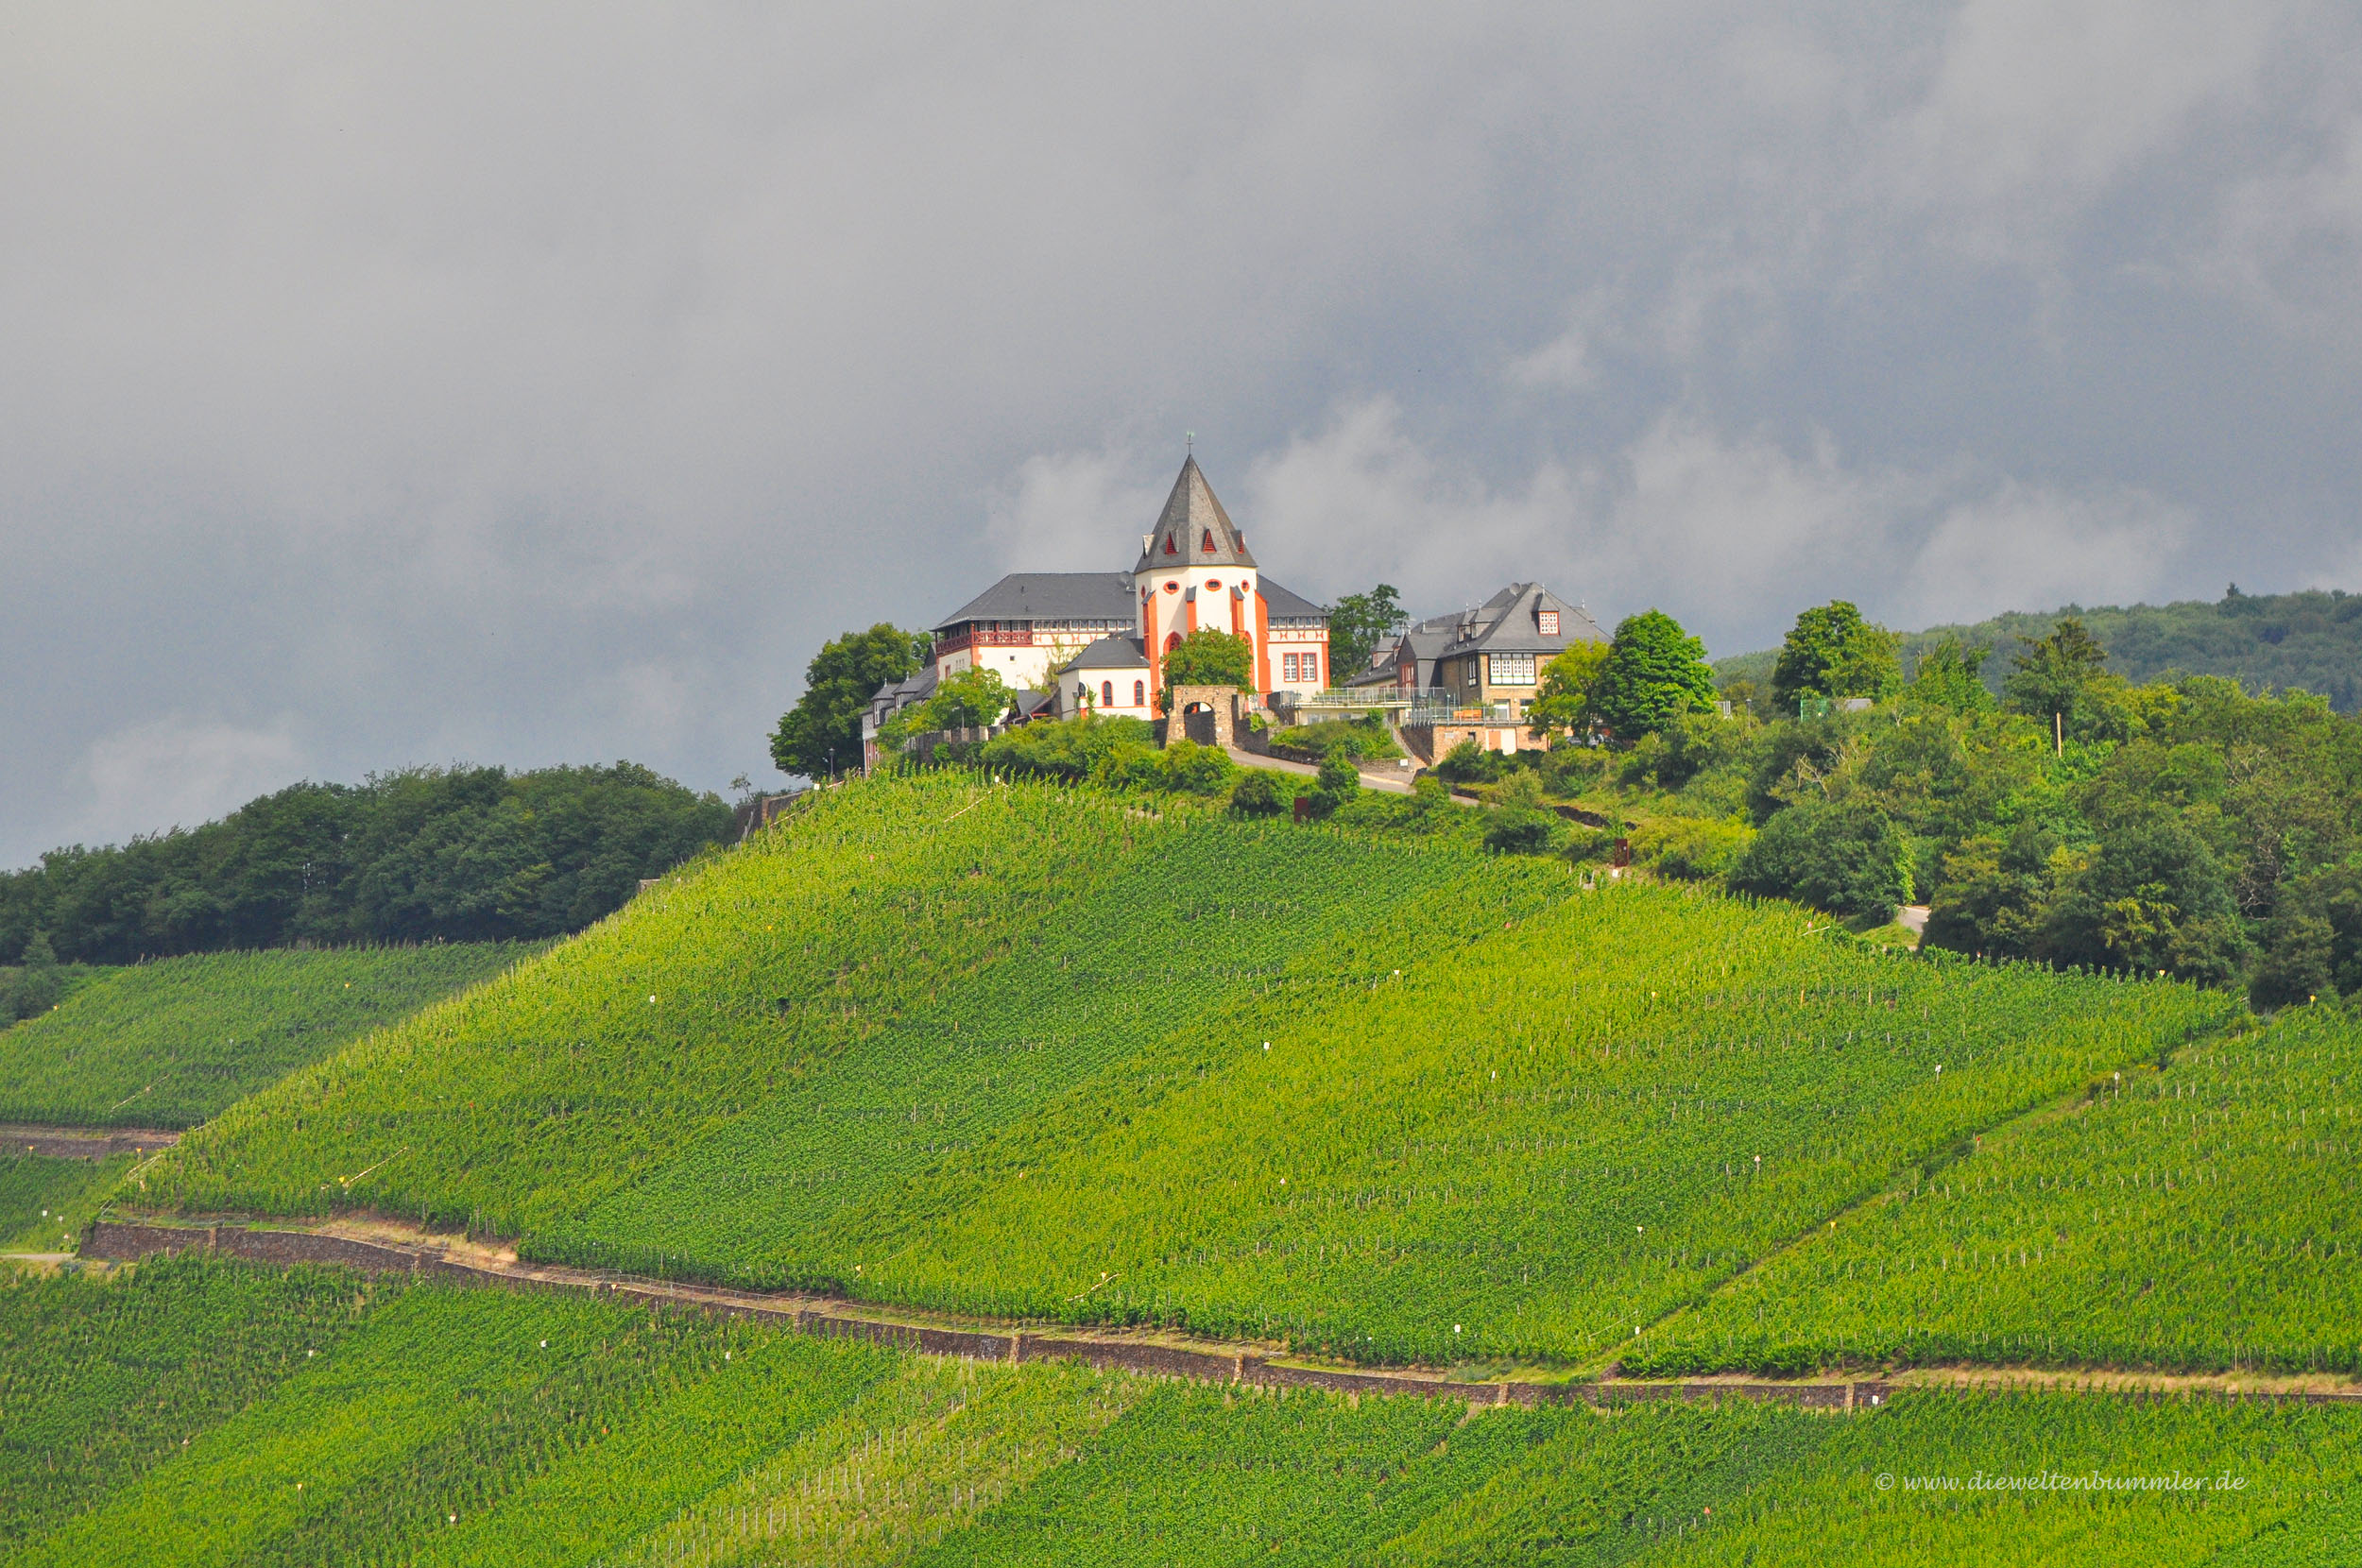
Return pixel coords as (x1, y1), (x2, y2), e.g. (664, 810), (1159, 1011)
(923, 456), (1331, 725)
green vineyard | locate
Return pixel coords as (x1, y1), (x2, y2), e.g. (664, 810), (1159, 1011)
(140, 772), (2287, 1373)
(0, 1153), (128, 1253)
(1633, 1005), (2362, 1377)
(0, 944), (537, 1129)
(5, 1259), (2359, 1566)
(14, 768), (2359, 1561)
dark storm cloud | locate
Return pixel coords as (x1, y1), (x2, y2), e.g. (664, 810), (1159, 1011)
(5, 2), (2359, 861)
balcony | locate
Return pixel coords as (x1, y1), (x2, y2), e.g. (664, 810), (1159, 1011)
(1275, 689), (1526, 726)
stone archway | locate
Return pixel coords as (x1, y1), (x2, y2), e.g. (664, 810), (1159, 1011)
(1166, 684), (1242, 748)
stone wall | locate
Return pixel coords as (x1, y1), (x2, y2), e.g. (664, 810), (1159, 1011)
(89, 1220), (2302, 1416)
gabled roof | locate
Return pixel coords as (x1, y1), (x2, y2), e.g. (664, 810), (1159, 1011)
(1053, 634), (1149, 673)
(935, 572), (1135, 630)
(866, 664), (936, 719)
(1436, 583), (1605, 657)
(1134, 456), (1258, 573)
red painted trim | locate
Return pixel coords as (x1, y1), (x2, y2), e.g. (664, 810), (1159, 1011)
(1255, 591), (1273, 693)
(1144, 593), (1162, 715)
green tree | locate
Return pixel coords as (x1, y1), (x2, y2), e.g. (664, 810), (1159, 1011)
(2002, 618), (2109, 745)
(1590, 610), (1717, 742)
(1728, 798), (1913, 923)
(881, 666), (1014, 754)
(769, 624), (932, 777)
(1528, 641), (1610, 739)
(1771, 601), (1901, 713)
(1908, 636), (1995, 715)
(1300, 742), (1361, 819)
(2040, 818), (2246, 985)
(1159, 629), (1256, 715)
(1923, 826), (2060, 960)
(0, 930), (64, 1022)
(1325, 585), (1411, 678)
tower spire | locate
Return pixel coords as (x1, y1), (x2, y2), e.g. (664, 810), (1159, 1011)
(1132, 454), (1256, 574)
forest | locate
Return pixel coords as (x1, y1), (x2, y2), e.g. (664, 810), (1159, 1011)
(0, 763), (730, 966)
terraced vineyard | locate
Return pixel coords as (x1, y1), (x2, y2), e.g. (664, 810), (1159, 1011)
(538, 811), (1519, 1288)
(0, 944), (535, 1129)
(1634, 1005), (2362, 1377)
(141, 771), (2276, 1375)
(0, 1256), (390, 1552)
(9, 1261), (2361, 1565)
(813, 891), (2228, 1367)
(155, 776), (1226, 1232)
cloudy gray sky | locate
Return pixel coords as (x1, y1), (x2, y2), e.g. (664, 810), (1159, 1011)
(6, 1), (2360, 863)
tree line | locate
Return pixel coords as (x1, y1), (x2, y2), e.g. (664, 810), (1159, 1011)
(1502, 601), (2362, 1004)
(0, 763), (732, 967)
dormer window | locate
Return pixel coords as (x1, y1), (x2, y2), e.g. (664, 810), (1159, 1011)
(1164, 535), (1178, 555)
(1539, 609), (1560, 637)
(1202, 530), (1216, 552)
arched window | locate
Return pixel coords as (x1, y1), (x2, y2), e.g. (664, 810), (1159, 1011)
(1101, 679), (1113, 706)
(1164, 632), (1182, 653)
(1134, 680), (1145, 706)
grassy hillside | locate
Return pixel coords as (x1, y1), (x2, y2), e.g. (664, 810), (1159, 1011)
(0, 944), (537, 1129)
(1633, 1004), (2362, 1377)
(138, 772), (2295, 1375)
(11, 1261), (2362, 1565)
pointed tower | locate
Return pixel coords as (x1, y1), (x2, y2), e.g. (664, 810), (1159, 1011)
(1135, 456), (1275, 711)
(1134, 455), (1258, 573)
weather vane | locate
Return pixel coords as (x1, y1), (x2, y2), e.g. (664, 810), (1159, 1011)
(1186, 430), (1193, 453)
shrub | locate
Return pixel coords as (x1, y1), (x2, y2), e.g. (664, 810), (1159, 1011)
(1482, 775), (1559, 856)
(1229, 772), (1286, 817)
(1629, 817), (1754, 881)
(1437, 741), (1510, 786)
(1728, 798), (1912, 922)
(979, 715), (1157, 783)
(1267, 717), (1400, 763)
(1157, 741), (1238, 797)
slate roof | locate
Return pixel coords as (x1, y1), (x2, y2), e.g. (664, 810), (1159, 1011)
(1351, 613), (1460, 690)
(934, 572), (1136, 630)
(1134, 456), (1258, 573)
(1435, 583), (1605, 657)
(1054, 634), (1149, 673)
(1259, 579), (1326, 622)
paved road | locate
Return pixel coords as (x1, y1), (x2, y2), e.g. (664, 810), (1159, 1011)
(1223, 746), (1423, 794)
